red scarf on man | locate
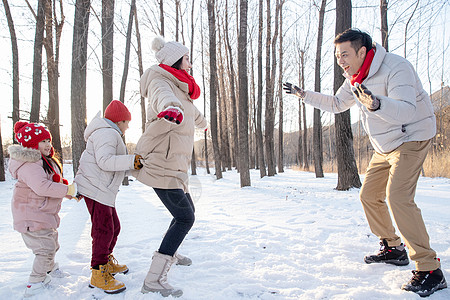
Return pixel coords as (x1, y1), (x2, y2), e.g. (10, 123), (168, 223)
(350, 48), (375, 86)
(159, 64), (201, 100)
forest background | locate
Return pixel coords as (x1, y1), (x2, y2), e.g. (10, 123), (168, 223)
(0, 0), (449, 187)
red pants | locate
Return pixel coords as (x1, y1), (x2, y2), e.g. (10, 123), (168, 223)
(84, 196), (120, 267)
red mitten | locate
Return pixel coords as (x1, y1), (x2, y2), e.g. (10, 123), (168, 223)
(157, 107), (184, 124)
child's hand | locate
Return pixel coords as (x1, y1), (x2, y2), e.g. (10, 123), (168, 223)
(134, 155), (144, 170)
(74, 194), (83, 202)
(65, 183), (77, 199)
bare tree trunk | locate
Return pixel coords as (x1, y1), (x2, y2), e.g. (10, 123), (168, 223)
(265, 0), (279, 177)
(222, 92), (232, 170)
(200, 5), (210, 174)
(70, 0), (90, 175)
(278, 1), (284, 173)
(159, 0), (164, 36)
(190, 0), (197, 175)
(298, 51), (303, 167)
(238, 0), (251, 187)
(299, 50), (309, 170)
(175, 0), (180, 41)
(225, 0), (239, 170)
(207, 0), (222, 179)
(334, 0), (361, 190)
(313, 0), (326, 178)
(302, 100), (308, 169)
(44, 0), (64, 157)
(0, 116), (4, 181)
(119, 0), (135, 103)
(30, 0), (46, 123)
(134, 4), (146, 133)
(119, 0), (135, 186)
(249, 35), (257, 170)
(102, 0), (114, 111)
(256, 0), (266, 177)
(3, 0), (20, 141)
(404, 0), (420, 58)
(380, 0), (389, 51)
(217, 58), (231, 171)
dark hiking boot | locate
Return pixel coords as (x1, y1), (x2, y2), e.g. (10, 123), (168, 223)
(364, 239), (409, 266)
(402, 268), (447, 297)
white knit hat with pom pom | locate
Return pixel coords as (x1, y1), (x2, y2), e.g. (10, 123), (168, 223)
(152, 36), (189, 67)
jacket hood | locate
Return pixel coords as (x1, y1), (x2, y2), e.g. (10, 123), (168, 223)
(8, 144), (42, 179)
(140, 65), (189, 99)
(366, 43), (386, 80)
(84, 112), (121, 141)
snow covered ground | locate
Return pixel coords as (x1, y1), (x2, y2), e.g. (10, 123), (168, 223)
(0, 166), (449, 300)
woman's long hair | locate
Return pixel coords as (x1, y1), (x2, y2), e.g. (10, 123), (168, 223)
(42, 151), (63, 175)
(171, 56), (183, 70)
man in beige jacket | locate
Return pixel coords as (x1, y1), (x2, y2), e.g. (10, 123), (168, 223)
(284, 28), (446, 297)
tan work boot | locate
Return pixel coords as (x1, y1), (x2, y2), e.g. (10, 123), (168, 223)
(141, 251), (183, 297)
(89, 264), (126, 294)
(107, 254), (129, 275)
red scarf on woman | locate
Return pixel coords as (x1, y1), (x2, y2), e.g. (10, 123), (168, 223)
(350, 48), (375, 86)
(159, 64), (201, 100)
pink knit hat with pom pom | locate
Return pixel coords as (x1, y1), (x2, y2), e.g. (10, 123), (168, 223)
(14, 122), (52, 149)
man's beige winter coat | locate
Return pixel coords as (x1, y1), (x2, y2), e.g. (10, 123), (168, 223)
(75, 114), (135, 207)
(303, 42), (436, 153)
(133, 65), (207, 192)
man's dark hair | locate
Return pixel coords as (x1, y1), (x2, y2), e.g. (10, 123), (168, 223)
(334, 28), (373, 52)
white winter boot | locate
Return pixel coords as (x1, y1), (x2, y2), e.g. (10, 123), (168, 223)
(175, 252), (192, 266)
(48, 262), (70, 278)
(141, 251), (183, 297)
(23, 274), (51, 298)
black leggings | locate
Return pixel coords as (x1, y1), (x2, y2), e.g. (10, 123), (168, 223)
(153, 188), (195, 256)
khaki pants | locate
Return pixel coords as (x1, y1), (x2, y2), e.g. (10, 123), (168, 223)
(360, 140), (439, 271)
(21, 228), (59, 283)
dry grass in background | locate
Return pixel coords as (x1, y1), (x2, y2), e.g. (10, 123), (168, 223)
(295, 150), (450, 179)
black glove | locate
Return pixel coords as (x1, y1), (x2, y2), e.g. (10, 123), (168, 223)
(352, 83), (380, 111)
(283, 82), (306, 99)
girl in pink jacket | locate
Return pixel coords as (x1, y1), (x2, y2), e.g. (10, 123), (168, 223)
(8, 122), (77, 298)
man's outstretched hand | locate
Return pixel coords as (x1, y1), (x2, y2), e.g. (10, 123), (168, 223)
(283, 82), (306, 99)
(352, 83), (380, 111)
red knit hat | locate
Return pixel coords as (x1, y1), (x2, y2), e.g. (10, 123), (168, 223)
(104, 100), (132, 123)
(14, 121), (52, 149)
